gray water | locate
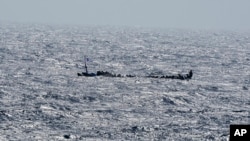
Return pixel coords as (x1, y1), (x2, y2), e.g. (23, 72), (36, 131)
(0, 23), (250, 140)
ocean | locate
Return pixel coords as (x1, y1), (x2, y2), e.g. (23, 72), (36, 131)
(0, 23), (249, 140)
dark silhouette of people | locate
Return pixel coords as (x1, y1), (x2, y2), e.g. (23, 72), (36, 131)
(78, 69), (193, 80)
(78, 57), (193, 80)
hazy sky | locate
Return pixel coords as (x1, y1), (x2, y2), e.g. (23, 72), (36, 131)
(1, 0), (250, 30)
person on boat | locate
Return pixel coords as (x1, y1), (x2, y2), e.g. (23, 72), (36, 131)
(79, 57), (96, 77)
(81, 64), (96, 76)
(187, 70), (193, 79)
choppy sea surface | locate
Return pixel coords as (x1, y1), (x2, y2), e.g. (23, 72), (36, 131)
(0, 23), (250, 140)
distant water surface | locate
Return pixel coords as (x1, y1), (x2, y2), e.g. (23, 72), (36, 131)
(0, 23), (249, 140)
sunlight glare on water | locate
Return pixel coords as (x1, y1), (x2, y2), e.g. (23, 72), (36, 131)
(0, 23), (250, 140)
